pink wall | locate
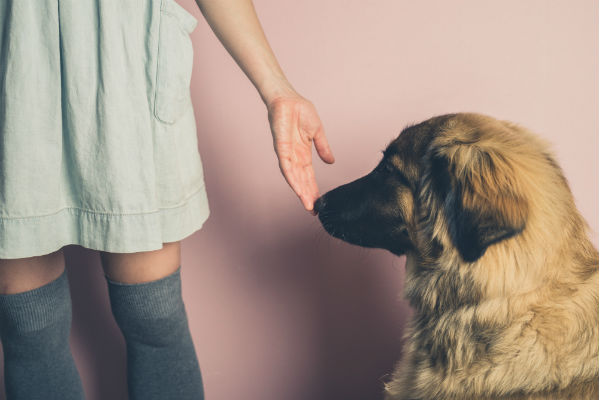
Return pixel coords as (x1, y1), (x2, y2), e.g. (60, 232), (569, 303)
(1, 1), (597, 399)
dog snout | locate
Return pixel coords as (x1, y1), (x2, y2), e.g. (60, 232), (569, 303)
(313, 196), (326, 214)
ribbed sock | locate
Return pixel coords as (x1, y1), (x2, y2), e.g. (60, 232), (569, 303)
(0, 269), (85, 400)
(105, 265), (204, 400)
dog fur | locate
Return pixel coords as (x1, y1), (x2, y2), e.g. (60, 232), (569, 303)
(315, 113), (598, 400)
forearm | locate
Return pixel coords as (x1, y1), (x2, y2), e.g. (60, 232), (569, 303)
(193, 0), (296, 105)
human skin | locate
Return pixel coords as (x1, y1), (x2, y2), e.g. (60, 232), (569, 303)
(193, 0), (336, 212)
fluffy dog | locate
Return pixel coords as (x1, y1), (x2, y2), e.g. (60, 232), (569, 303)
(314, 113), (598, 400)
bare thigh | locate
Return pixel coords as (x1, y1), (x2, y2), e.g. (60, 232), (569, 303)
(99, 241), (182, 284)
(0, 248), (66, 295)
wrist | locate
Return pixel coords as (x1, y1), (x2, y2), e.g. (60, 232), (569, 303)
(258, 75), (299, 106)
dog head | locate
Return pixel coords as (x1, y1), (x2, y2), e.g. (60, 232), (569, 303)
(315, 113), (543, 264)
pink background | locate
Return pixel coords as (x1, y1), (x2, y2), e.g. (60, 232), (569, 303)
(1, 1), (598, 399)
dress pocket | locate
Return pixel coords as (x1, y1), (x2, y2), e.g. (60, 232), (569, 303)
(153, 0), (198, 124)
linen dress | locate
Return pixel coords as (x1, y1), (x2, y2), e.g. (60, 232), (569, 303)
(0, 0), (210, 259)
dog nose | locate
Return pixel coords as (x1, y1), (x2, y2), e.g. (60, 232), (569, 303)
(313, 196), (326, 214)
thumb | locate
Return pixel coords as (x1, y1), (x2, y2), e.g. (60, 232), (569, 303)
(313, 126), (335, 164)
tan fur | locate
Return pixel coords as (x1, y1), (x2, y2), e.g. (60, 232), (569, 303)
(383, 113), (598, 400)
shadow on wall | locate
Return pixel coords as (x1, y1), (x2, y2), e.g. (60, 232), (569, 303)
(209, 218), (411, 400)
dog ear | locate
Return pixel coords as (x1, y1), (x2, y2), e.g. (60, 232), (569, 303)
(426, 140), (528, 262)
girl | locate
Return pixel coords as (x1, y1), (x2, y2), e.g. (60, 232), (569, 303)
(0, 0), (334, 399)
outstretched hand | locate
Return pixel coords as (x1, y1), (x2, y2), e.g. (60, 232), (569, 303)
(267, 92), (335, 213)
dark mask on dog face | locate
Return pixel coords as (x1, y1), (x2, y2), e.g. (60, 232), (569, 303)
(313, 120), (436, 257)
(314, 157), (414, 256)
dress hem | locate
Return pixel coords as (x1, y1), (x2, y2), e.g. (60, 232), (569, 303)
(0, 185), (211, 259)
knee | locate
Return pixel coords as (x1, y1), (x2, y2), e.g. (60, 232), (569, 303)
(0, 269), (72, 344)
(105, 266), (191, 346)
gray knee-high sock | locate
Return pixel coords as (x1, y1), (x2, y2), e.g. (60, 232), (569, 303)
(105, 266), (204, 400)
(0, 269), (85, 400)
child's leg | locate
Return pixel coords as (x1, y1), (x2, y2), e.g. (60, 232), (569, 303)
(0, 252), (85, 400)
(101, 242), (204, 400)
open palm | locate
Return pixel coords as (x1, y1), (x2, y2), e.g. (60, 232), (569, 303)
(267, 93), (334, 212)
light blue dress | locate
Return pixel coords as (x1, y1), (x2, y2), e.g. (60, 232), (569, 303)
(0, 0), (210, 259)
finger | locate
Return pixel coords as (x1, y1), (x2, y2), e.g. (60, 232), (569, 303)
(298, 173), (316, 211)
(304, 164), (320, 202)
(301, 195), (313, 212)
(299, 164), (320, 212)
(313, 126), (335, 164)
(291, 165), (318, 212)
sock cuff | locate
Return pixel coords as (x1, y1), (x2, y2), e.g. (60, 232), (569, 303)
(0, 268), (71, 335)
(105, 265), (184, 320)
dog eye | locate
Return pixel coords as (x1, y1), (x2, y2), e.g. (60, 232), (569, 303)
(384, 163), (412, 187)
